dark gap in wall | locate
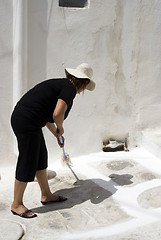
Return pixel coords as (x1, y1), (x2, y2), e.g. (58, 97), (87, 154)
(59, 0), (88, 8)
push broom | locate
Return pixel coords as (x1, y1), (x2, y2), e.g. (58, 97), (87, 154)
(59, 136), (79, 181)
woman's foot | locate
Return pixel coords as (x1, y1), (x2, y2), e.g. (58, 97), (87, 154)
(41, 194), (67, 205)
(11, 203), (37, 218)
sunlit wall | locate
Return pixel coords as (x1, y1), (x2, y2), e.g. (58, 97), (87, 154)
(1, 0), (161, 164)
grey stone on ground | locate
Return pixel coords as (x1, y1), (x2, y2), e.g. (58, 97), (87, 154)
(0, 220), (24, 240)
(47, 169), (56, 180)
(138, 172), (157, 181)
(106, 160), (134, 171)
(92, 158), (159, 186)
(137, 185), (161, 208)
(0, 202), (8, 211)
(104, 221), (161, 240)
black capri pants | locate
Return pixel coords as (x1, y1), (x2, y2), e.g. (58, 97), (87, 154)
(11, 107), (48, 182)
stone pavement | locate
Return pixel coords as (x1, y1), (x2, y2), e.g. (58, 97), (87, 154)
(1, 147), (161, 240)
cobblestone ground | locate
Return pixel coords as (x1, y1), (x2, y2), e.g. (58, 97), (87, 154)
(1, 148), (161, 240)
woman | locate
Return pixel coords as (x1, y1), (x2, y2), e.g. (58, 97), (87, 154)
(10, 63), (95, 218)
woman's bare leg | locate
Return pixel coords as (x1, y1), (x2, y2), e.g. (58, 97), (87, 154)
(36, 169), (66, 202)
(11, 179), (35, 217)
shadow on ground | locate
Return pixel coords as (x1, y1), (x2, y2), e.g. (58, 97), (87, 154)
(31, 174), (133, 214)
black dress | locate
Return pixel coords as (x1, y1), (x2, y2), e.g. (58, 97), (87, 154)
(11, 78), (76, 182)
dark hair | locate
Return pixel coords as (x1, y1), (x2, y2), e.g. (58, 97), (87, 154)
(65, 70), (90, 92)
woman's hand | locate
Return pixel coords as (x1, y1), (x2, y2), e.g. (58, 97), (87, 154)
(46, 122), (57, 136)
(46, 123), (65, 147)
(57, 135), (65, 148)
(56, 127), (64, 137)
(56, 127), (64, 147)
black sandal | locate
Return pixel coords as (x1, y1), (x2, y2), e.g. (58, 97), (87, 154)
(41, 196), (67, 205)
(11, 209), (37, 218)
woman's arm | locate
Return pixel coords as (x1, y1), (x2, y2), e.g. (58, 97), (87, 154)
(46, 122), (65, 147)
(53, 99), (67, 136)
(46, 99), (67, 146)
(46, 122), (57, 136)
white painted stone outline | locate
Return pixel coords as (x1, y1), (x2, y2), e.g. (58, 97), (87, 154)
(61, 148), (161, 239)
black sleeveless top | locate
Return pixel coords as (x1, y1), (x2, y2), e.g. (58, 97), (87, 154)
(14, 78), (76, 128)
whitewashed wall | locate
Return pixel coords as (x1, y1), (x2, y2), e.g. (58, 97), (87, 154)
(0, 0), (161, 165)
(0, 1), (13, 165)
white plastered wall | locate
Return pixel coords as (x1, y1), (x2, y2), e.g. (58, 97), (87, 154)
(0, 1), (14, 165)
(0, 0), (161, 165)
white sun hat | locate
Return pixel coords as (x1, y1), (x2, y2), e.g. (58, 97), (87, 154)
(65, 63), (95, 91)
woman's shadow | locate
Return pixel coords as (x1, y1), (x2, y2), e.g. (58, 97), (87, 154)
(31, 174), (133, 214)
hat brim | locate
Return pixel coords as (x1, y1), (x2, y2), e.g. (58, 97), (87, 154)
(65, 68), (95, 91)
(86, 80), (95, 91)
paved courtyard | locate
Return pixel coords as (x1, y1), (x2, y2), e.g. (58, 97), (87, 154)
(1, 147), (161, 240)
